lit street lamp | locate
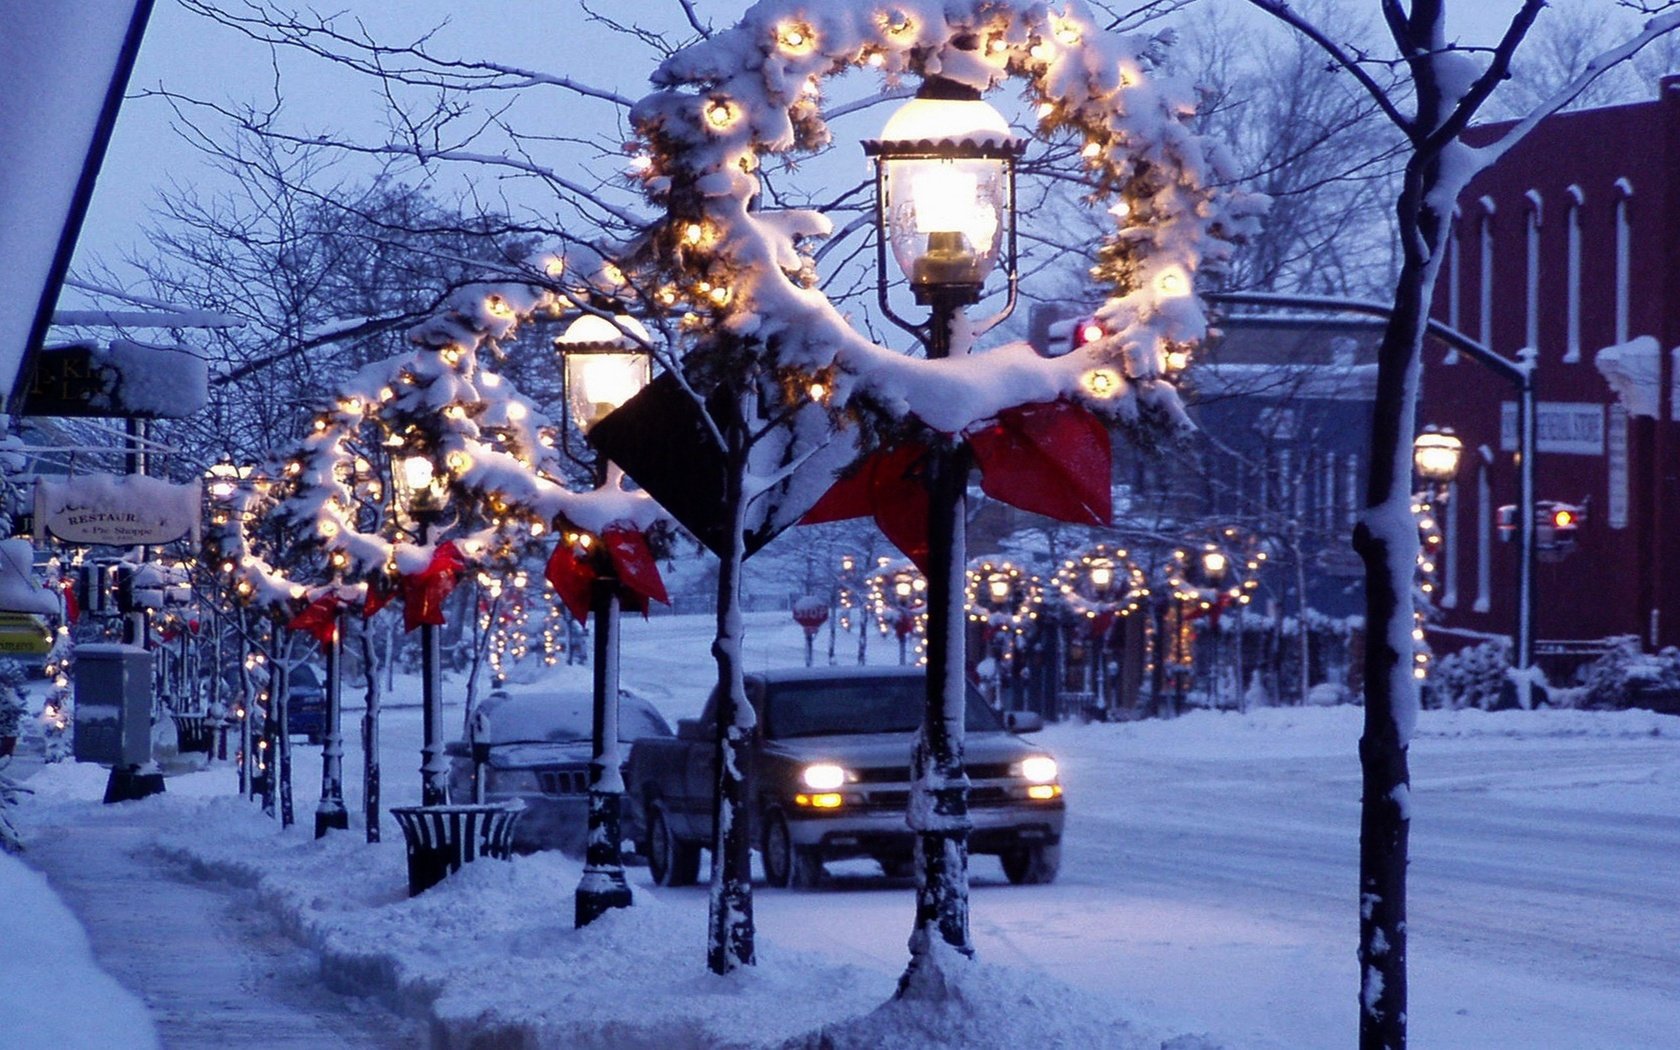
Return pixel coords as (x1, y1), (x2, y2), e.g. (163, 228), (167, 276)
(1413, 427), (1463, 497)
(555, 300), (652, 928)
(863, 76), (1023, 961)
(395, 452), (450, 807)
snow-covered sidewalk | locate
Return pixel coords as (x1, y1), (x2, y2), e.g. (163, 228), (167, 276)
(0, 845), (158, 1050)
(11, 758), (1213, 1050)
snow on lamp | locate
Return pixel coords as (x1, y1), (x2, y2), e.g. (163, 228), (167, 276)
(863, 77), (1024, 308)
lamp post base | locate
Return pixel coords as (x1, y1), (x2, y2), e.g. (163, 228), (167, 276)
(575, 870), (634, 928)
(314, 801), (349, 837)
(104, 764), (165, 804)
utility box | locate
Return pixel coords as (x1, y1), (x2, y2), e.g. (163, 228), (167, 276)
(73, 644), (153, 767)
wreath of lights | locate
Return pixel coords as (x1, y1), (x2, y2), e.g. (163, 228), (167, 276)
(964, 557), (1041, 636)
(628, 0), (1265, 436)
(866, 559), (927, 642)
(1050, 543), (1148, 623)
(208, 282), (667, 619)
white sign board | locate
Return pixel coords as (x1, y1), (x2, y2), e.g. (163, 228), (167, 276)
(34, 474), (200, 546)
(1500, 401), (1605, 456)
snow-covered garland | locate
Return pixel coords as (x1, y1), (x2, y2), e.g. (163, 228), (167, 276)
(209, 282), (667, 618)
(628, 0), (1265, 435)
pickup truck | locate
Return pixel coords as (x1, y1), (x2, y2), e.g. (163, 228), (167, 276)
(624, 666), (1065, 889)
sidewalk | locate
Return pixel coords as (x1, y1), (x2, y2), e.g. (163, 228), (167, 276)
(13, 763), (420, 1049)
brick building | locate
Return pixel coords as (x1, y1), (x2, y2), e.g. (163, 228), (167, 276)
(1425, 78), (1680, 658)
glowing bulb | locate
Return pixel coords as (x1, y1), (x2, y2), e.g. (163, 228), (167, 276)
(1081, 368), (1121, 398)
(1154, 266), (1191, 298)
(704, 98), (737, 129)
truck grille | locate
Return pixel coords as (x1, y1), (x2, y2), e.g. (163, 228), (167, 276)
(537, 769), (589, 796)
(863, 786), (1012, 808)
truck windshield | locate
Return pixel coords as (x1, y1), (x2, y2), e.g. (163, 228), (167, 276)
(763, 677), (1002, 739)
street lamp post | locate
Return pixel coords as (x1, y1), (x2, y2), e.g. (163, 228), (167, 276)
(1199, 546), (1230, 706)
(556, 301), (652, 928)
(314, 597), (349, 837)
(864, 76), (1023, 965)
(397, 454), (450, 807)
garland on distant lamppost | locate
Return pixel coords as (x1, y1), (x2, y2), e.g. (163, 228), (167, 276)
(964, 558), (1041, 707)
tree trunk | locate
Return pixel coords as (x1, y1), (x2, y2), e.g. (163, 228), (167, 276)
(1355, 144), (1449, 1049)
(707, 403), (755, 974)
(358, 623), (382, 844)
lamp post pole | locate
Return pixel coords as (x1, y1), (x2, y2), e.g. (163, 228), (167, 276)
(314, 604), (349, 836)
(401, 467), (449, 809)
(556, 302), (650, 927)
(864, 75), (1024, 975)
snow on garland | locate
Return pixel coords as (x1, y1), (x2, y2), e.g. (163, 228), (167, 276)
(207, 282), (668, 619)
(627, 0), (1265, 435)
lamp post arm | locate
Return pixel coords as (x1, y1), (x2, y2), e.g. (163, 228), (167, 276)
(1205, 290), (1524, 385)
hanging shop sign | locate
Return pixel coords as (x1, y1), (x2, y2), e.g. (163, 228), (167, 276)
(34, 473), (201, 546)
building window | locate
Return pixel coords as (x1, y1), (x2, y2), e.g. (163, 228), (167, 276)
(1564, 186), (1583, 363)
(1478, 198), (1496, 351)
(1345, 454), (1360, 527)
(1442, 480), (1459, 609)
(1474, 463), (1491, 614)
(1523, 190), (1542, 354)
(1614, 178), (1633, 344)
(1445, 210), (1461, 363)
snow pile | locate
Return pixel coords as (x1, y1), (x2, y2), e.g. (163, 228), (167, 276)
(0, 850), (159, 1049)
(10, 778), (1210, 1050)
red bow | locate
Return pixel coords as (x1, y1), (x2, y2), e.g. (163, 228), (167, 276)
(363, 575), (396, 618)
(400, 541), (466, 631)
(56, 578), (79, 625)
(803, 401), (1112, 573)
(545, 526), (670, 623)
(287, 593), (342, 646)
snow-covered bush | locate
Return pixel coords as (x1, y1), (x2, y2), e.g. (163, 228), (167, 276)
(1424, 640), (1511, 710)
(1575, 637), (1680, 710)
(0, 659), (27, 747)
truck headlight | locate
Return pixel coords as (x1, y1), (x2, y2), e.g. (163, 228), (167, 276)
(800, 763), (848, 790)
(1013, 755), (1059, 784)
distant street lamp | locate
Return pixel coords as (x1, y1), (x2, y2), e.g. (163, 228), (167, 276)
(395, 452), (450, 807)
(864, 76), (1023, 960)
(555, 300), (652, 928)
(1412, 427), (1463, 496)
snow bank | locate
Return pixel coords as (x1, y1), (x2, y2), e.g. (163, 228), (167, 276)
(0, 850), (159, 1049)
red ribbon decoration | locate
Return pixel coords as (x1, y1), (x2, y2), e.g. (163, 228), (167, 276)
(400, 541), (466, 632)
(803, 401), (1112, 573)
(363, 575), (396, 619)
(287, 593), (342, 646)
(56, 579), (79, 625)
(544, 527), (670, 624)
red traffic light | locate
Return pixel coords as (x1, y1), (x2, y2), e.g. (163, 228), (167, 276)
(1072, 319), (1106, 349)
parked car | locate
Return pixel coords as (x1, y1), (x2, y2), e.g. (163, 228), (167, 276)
(624, 666), (1065, 889)
(285, 665), (326, 745)
(445, 689), (673, 854)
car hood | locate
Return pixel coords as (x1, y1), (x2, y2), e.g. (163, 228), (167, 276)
(761, 730), (1045, 770)
(481, 741), (593, 769)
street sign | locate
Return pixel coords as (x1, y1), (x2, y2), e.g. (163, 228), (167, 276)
(34, 473), (201, 546)
(11, 341), (208, 419)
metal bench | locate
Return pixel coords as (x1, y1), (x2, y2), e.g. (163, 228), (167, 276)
(389, 802), (526, 897)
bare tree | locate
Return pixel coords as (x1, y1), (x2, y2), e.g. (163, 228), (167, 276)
(1244, 3), (1680, 1047)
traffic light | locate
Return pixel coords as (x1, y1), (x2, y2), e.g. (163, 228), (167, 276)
(1071, 318), (1106, 350)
